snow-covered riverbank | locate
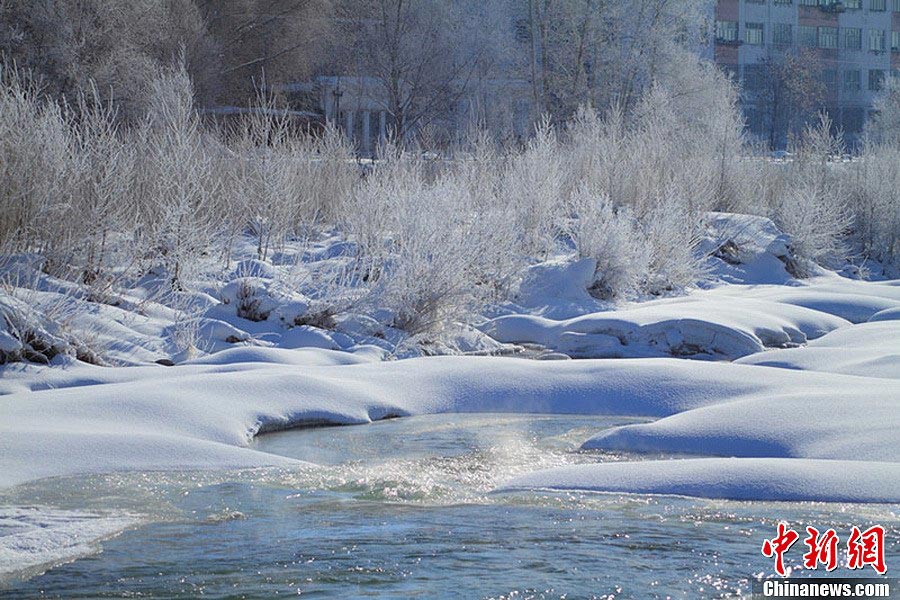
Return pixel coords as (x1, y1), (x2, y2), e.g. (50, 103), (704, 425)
(2, 308), (897, 503)
(2, 212), (899, 505)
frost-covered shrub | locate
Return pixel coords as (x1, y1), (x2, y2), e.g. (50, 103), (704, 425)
(567, 187), (649, 299)
(775, 185), (850, 271)
(771, 115), (851, 271)
(132, 63), (223, 288)
(643, 193), (708, 294)
(0, 65), (72, 256)
(500, 118), (566, 257)
(866, 76), (900, 148)
(348, 164), (503, 334)
(228, 96), (358, 262)
(559, 56), (739, 298)
(846, 146), (900, 271)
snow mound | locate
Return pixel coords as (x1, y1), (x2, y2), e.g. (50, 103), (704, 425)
(698, 212), (797, 285)
(183, 346), (373, 367)
(0, 357), (784, 488)
(869, 306), (900, 322)
(582, 378), (900, 461)
(737, 320), (900, 379)
(740, 290), (900, 324)
(0, 295), (96, 365)
(704, 275), (900, 322)
(500, 458), (900, 503)
(513, 257), (605, 319)
(2, 353), (898, 504)
(485, 296), (847, 359)
(218, 277), (310, 325)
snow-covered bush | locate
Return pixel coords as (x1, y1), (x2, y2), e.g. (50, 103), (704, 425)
(346, 153), (514, 335)
(560, 55), (739, 298)
(132, 63), (224, 288)
(0, 65), (73, 257)
(771, 115), (851, 271)
(3, 49), (895, 360)
(866, 76), (900, 148)
(228, 96), (358, 262)
(848, 145), (900, 271)
(567, 187), (649, 300)
(499, 118), (566, 258)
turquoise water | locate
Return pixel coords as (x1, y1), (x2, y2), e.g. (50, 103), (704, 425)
(1, 414), (897, 598)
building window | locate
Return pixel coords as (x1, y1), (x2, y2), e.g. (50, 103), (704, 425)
(799, 0), (818, 5)
(774, 0), (792, 4)
(870, 29), (886, 51)
(844, 70), (861, 91)
(818, 26), (838, 49)
(716, 20), (739, 42)
(799, 25), (818, 46)
(823, 69), (838, 91)
(844, 27), (862, 49)
(893, 31), (900, 51)
(894, 0), (900, 11)
(774, 23), (793, 45)
(871, 0), (886, 9)
(743, 64), (767, 93)
(869, 69), (885, 91)
(845, 0), (862, 7)
(745, 22), (765, 45)
(514, 18), (530, 43)
(746, 0), (765, 3)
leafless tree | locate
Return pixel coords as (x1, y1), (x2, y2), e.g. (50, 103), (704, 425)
(197, 0), (336, 106)
(339, 0), (483, 143)
(0, 0), (216, 119)
(749, 49), (826, 150)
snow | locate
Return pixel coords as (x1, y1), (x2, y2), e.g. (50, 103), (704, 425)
(1, 214), (898, 531)
(0, 507), (141, 581)
(736, 321), (900, 379)
(501, 459), (900, 503)
(484, 296), (848, 359)
(581, 375), (900, 461)
(698, 212), (796, 285)
(512, 257), (605, 319)
(0, 357), (752, 488)
(869, 306), (900, 322)
(1, 342), (898, 504)
(485, 269), (900, 360)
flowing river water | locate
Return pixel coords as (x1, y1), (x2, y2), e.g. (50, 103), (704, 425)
(1, 414), (897, 598)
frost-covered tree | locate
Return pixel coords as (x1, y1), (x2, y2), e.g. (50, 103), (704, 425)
(198, 0), (337, 106)
(517, 0), (713, 120)
(747, 50), (826, 150)
(0, 0), (216, 120)
(866, 76), (900, 148)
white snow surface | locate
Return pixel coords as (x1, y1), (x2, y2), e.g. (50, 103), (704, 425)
(0, 507), (140, 580)
(485, 275), (900, 360)
(1, 327), (898, 502)
(1, 218), (898, 518)
(501, 459), (900, 503)
(736, 320), (900, 379)
(3, 213), (899, 581)
(0, 356), (766, 488)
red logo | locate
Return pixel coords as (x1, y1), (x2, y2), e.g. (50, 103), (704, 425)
(762, 522), (800, 576)
(847, 526), (887, 575)
(803, 527), (839, 571)
(762, 524), (888, 576)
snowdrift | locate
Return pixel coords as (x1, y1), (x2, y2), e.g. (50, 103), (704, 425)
(501, 458), (900, 503)
(2, 331), (898, 503)
(485, 274), (900, 360)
